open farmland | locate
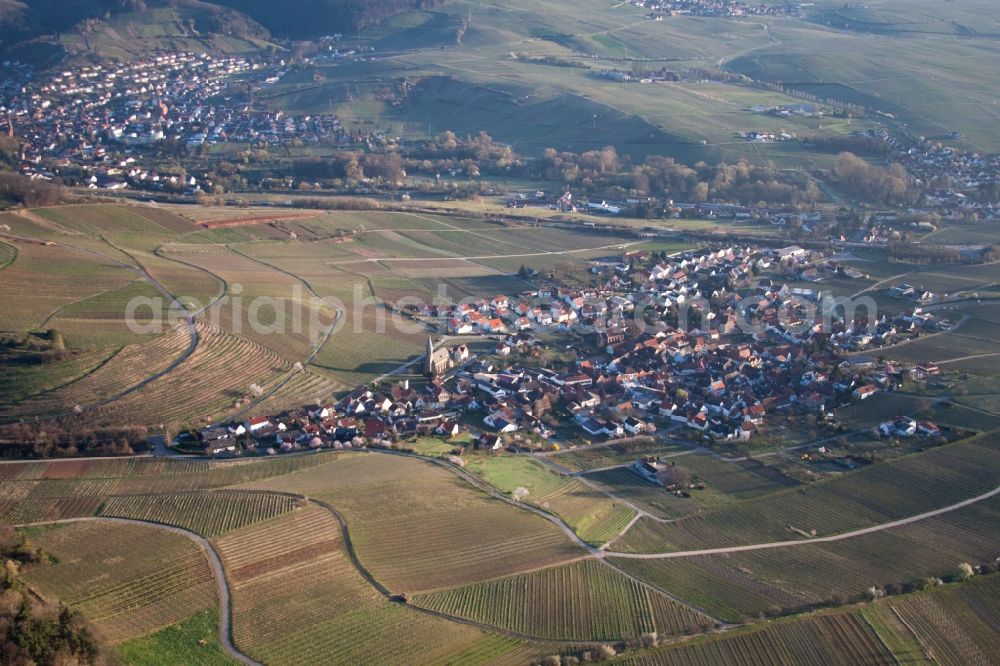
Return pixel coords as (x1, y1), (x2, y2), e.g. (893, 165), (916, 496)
(676, 455), (801, 500)
(465, 456), (635, 545)
(0, 241), (16, 269)
(213, 503), (555, 666)
(21, 521), (217, 643)
(612, 436), (1000, 553)
(415, 558), (713, 640)
(611, 556), (810, 623)
(610, 496), (1000, 621)
(118, 608), (237, 666)
(239, 452), (584, 592)
(691, 495), (1000, 607)
(0, 238), (141, 335)
(587, 467), (702, 520)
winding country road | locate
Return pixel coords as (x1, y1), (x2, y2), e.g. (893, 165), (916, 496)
(7, 448), (1000, 651)
(14, 516), (262, 666)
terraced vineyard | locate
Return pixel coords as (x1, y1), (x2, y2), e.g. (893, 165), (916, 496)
(0, 454), (335, 520)
(34, 205), (181, 236)
(613, 437), (1000, 553)
(21, 521), (217, 643)
(0, 457), (210, 481)
(125, 206), (203, 234)
(415, 558), (712, 640)
(83, 321), (289, 426)
(241, 369), (345, 418)
(0, 495), (104, 523)
(172, 250), (334, 363)
(100, 491), (300, 537)
(0, 324), (190, 420)
(213, 504), (549, 666)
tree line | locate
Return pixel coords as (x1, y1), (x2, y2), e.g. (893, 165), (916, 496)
(1, 527), (107, 665)
(0, 423), (148, 458)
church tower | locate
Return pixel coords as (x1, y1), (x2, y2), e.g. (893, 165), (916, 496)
(425, 335), (435, 376)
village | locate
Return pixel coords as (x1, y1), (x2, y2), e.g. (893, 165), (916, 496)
(1, 52), (348, 192)
(2, 48), (997, 225)
(182, 243), (948, 495)
(632, 0), (804, 20)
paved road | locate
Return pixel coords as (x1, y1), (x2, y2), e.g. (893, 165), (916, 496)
(14, 516), (262, 666)
(606, 483), (1000, 560)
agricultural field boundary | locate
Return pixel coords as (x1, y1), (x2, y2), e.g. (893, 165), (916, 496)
(0, 228), (200, 420)
(307, 496), (620, 646)
(369, 450), (1000, 564)
(9, 452), (999, 653)
(9, 481), (618, 647)
(221, 246), (345, 419)
(608, 483), (1000, 559)
(13, 516), (263, 666)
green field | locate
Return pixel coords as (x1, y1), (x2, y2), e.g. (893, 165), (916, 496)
(118, 609), (238, 666)
(463, 456), (636, 545)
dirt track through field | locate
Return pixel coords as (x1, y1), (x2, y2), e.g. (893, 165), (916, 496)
(605, 483), (1000, 559)
(0, 224), (203, 421)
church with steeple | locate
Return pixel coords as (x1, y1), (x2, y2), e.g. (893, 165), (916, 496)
(424, 336), (451, 377)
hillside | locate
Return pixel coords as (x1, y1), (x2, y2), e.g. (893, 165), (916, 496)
(214, 0), (446, 38)
(0, 0), (445, 64)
